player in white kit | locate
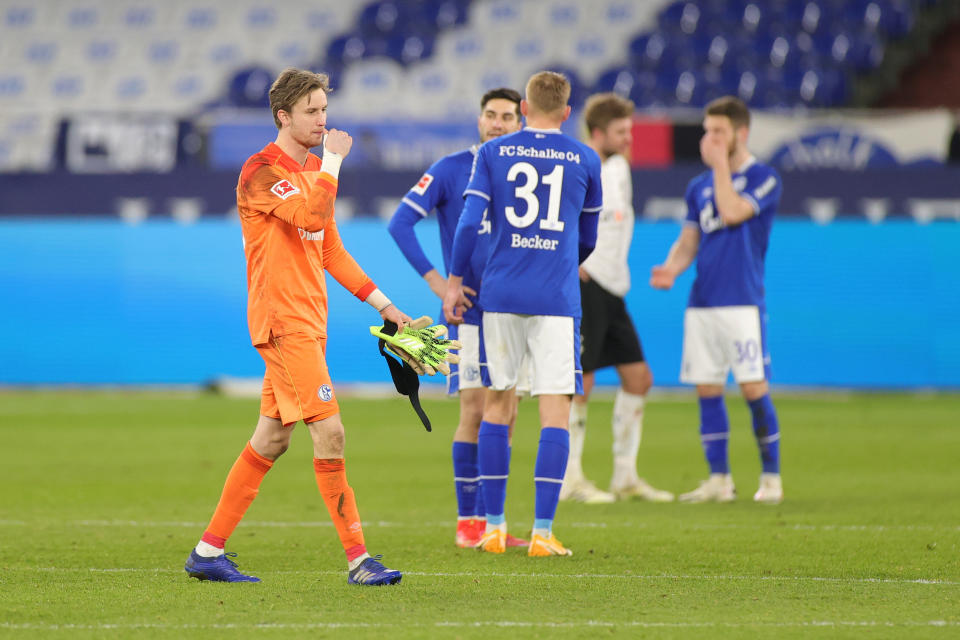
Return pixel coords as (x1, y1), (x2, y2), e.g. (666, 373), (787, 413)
(560, 93), (674, 504)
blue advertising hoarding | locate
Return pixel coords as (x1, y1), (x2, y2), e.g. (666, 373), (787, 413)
(1, 218), (957, 388)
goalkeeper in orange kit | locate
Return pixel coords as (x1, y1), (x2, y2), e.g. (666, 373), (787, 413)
(183, 68), (451, 586)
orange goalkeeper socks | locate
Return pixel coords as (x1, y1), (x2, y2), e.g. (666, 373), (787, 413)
(314, 458), (367, 562)
(200, 442), (273, 549)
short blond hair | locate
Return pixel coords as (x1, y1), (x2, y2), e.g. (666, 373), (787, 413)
(583, 92), (635, 135)
(525, 71), (571, 116)
(269, 68), (330, 129)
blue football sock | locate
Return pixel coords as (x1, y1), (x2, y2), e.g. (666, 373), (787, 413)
(748, 394), (781, 474)
(477, 421), (510, 522)
(699, 396), (730, 474)
(452, 441), (479, 518)
(533, 427), (569, 534)
(474, 471), (485, 520)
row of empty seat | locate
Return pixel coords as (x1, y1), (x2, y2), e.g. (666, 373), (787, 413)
(0, 0), (944, 170)
(1, 0), (354, 33)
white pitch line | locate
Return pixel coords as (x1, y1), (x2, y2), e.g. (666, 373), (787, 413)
(0, 620), (956, 631)
(2, 519), (957, 533)
(24, 567), (960, 586)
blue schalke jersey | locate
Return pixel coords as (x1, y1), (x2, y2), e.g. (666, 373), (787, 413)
(464, 127), (603, 317)
(684, 157), (782, 309)
(396, 147), (487, 324)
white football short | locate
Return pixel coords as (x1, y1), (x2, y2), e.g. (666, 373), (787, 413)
(447, 323), (485, 394)
(681, 306), (771, 385)
(482, 312), (582, 396)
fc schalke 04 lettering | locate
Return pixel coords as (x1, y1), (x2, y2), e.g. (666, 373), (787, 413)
(498, 145), (581, 163)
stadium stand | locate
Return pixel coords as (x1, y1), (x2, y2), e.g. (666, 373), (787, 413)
(0, 0), (956, 173)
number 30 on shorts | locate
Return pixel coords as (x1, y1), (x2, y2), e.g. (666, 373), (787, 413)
(734, 339), (760, 363)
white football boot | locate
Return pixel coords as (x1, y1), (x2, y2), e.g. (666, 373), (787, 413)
(610, 477), (675, 502)
(753, 473), (783, 504)
(678, 473), (736, 503)
(559, 476), (616, 504)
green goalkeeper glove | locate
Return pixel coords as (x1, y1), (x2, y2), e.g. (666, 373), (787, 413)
(370, 316), (461, 376)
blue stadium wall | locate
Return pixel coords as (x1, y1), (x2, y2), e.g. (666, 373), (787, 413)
(1, 218), (957, 388)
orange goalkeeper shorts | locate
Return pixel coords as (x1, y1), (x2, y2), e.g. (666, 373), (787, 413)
(257, 332), (339, 426)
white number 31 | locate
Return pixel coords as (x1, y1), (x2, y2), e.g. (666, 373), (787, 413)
(505, 162), (565, 231)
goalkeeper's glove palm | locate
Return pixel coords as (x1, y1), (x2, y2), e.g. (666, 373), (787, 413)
(370, 316), (461, 376)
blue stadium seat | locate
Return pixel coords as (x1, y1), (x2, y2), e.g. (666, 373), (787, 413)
(304, 5), (344, 31)
(508, 32), (550, 66)
(629, 32), (688, 71)
(167, 71), (219, 109)
(658, 1), (700, 35)
(108, 73), (150, 106)
(256, 37), (315, 71)
(2, 4), (40, 29)
(841, 0), (913, 37)
(200, 38), (250, 70)
(62, 4), (103, 30)
(357, 1), (403, 37)
(243, 4), (278, 31)
(44, 67), (100, 108)
(592, 66), (638, 97)
(117, 3), (162, 30)
(178, 5), (220, 31)
(734, 70), (763, 105)
(385, 33), (435, 65)
(18, 39), (61, 68)
(326, 33), (367, 66)
(420, 0), (470, 30)
(468, 0), (534, 32)
(706, 34), (731, 67)
(0, 72), (30, 102)
(144, 38), (182, 67)
(847, 30), (886, 71)
(228, 66), (274, 108)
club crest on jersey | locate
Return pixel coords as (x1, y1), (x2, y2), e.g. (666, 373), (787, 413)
(411, 173), (433, 195)
(271, 179), (300, 200)
(318, 384), (334, 402)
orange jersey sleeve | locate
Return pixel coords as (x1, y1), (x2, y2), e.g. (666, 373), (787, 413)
(322, 217), (376, 300)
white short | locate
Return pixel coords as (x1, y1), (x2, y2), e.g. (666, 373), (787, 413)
(447, 323), (485, 394)
(681, 306), (771, 385)
(482, 312), (582, 396)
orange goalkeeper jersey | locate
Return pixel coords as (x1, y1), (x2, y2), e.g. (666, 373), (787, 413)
(237, 142), (377, 345)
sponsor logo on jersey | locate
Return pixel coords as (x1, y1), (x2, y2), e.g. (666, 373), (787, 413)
(511, 233), (559, 251)
(411, 173), (433, 195)
(298, 228), (325, 242)
(318, 384), (334, 402)
(271, 179), (300, 200)
(732, 176), (747, 192)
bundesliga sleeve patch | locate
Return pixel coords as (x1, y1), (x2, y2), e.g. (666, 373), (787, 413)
(411, 173), (433, 195)
(271, 179), (301, 200)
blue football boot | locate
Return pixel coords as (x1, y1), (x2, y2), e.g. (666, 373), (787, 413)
(184, 550), (260, 582)
(347, 555), (402, 586)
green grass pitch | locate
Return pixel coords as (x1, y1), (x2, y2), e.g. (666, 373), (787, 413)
(1, 390), (958, 638)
